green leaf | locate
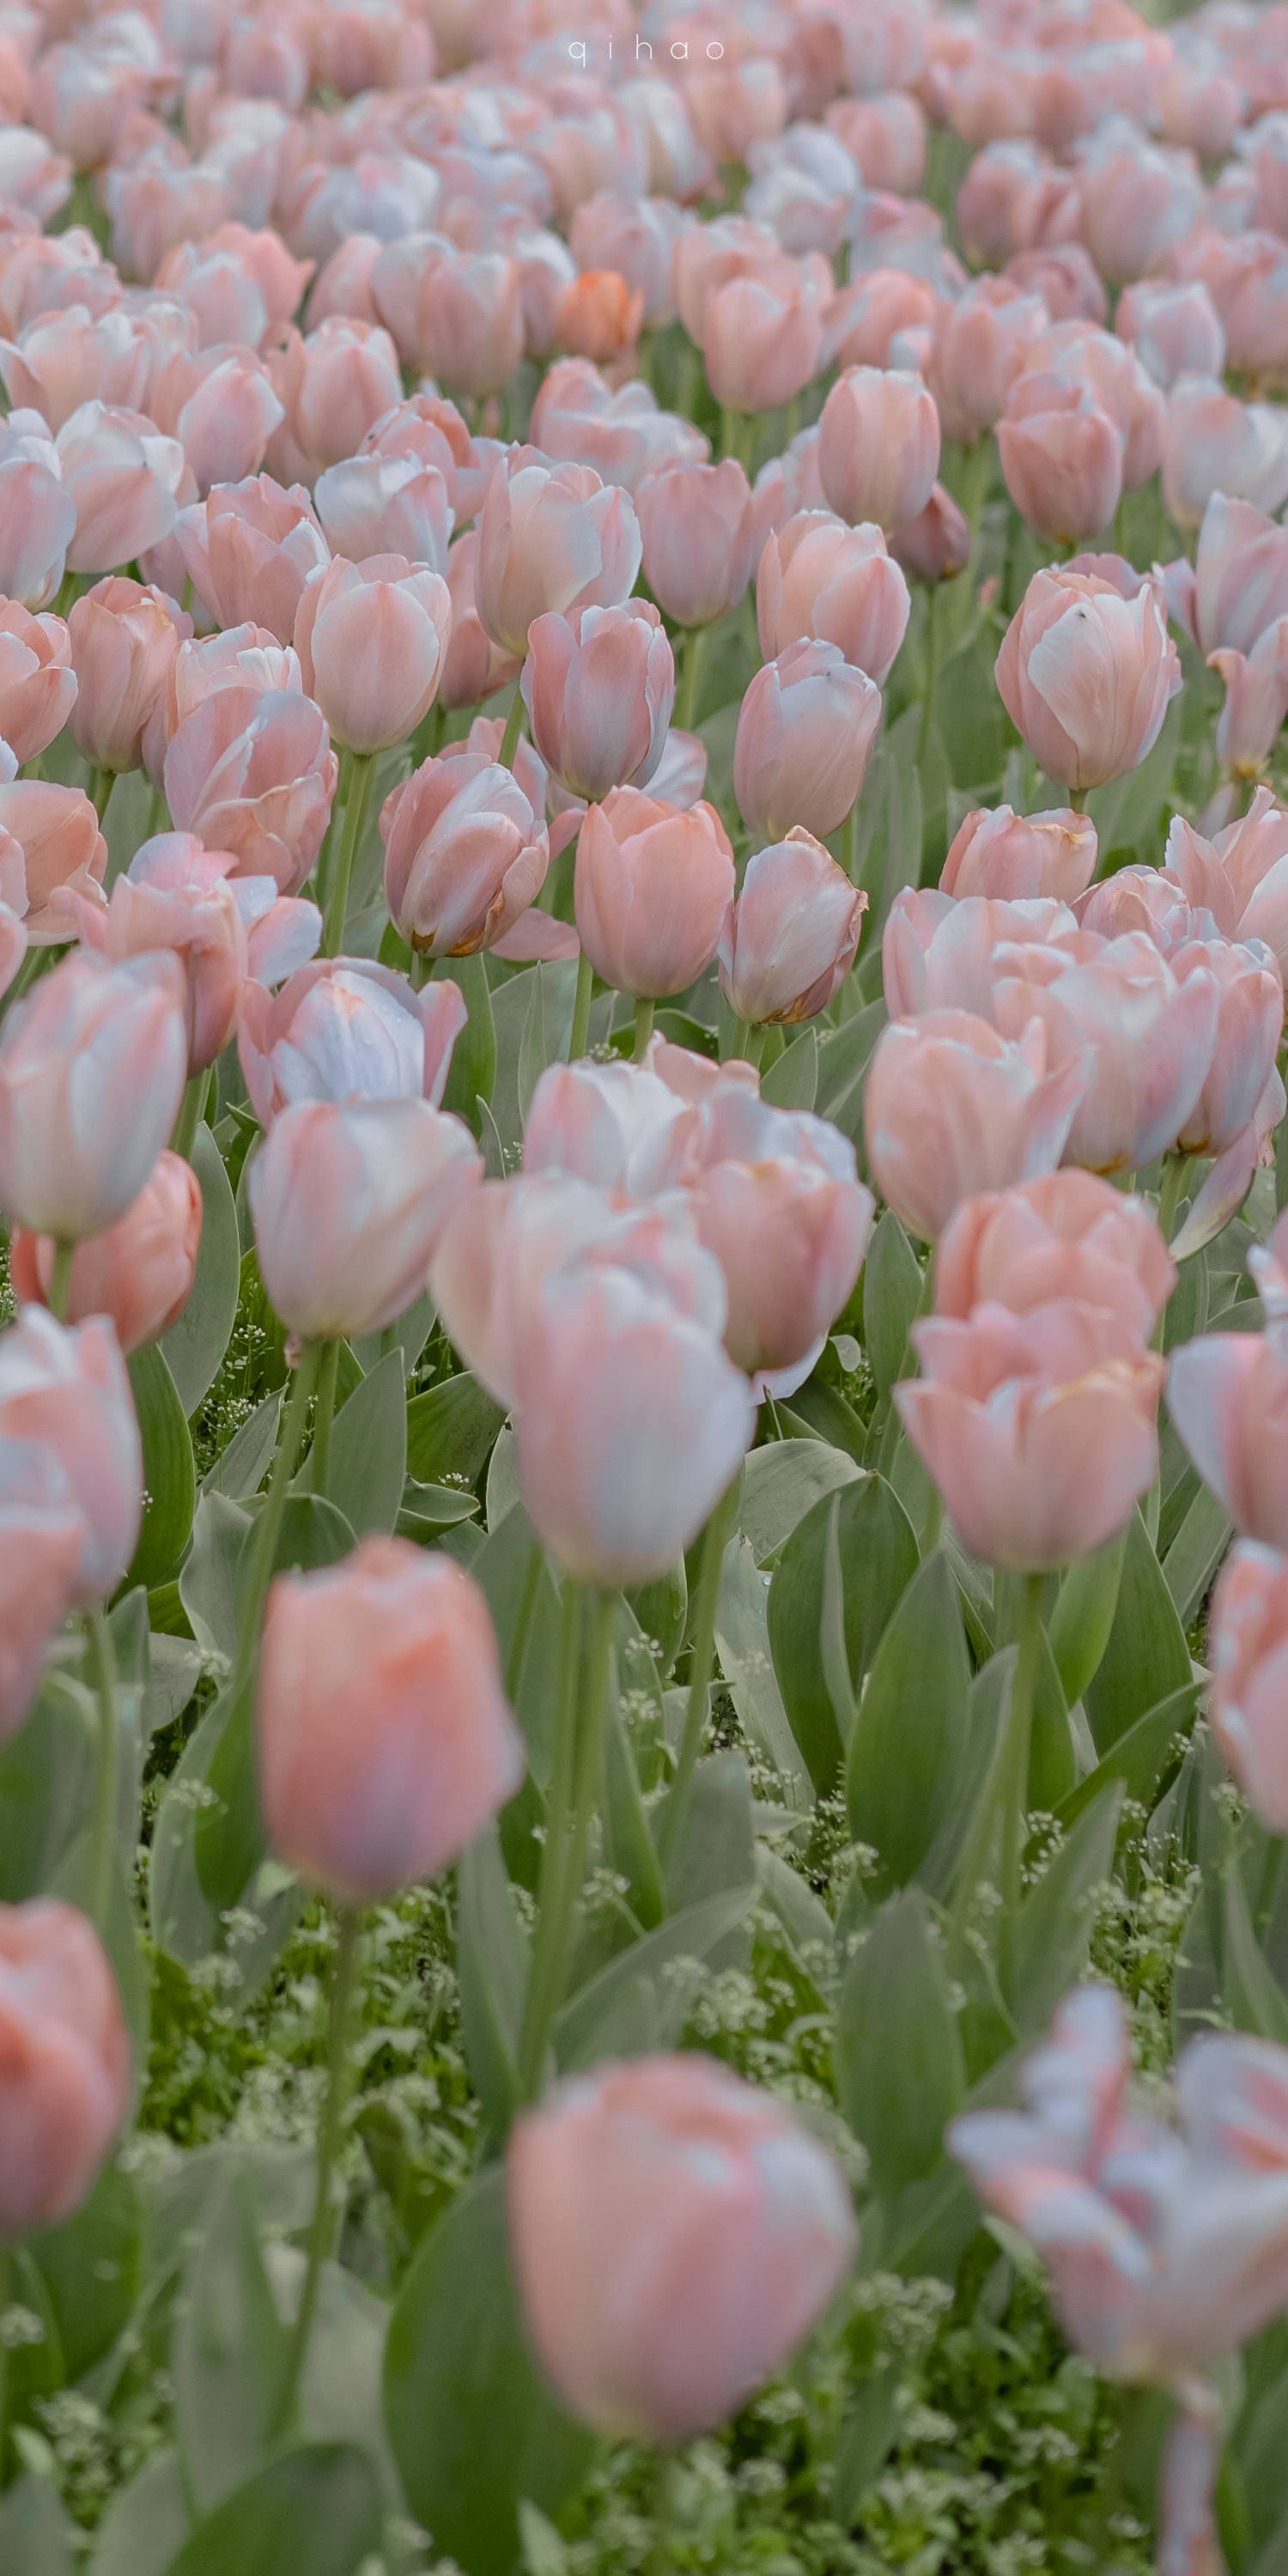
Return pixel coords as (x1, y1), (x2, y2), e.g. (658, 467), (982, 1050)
(0, 2477), (74, 2575)
(715, 1535), (811, 1794)
(604, 1690), (666, 1930)
(767, 1474), (919, 1792)
(159, 2444), (381, 2576)
(440, 952), (497, 1132)
(405, 1371), (506, 1489)
(1163, 1485), (1233, 1628)
(1084, 1507), (1193, 1755)
(738, 1441), (860, 1567)
(179, 1490), (251, 1664)
(319, 1347), (406, 1537)
(203, 1393), (281, 1500)
(554, 1886), (757, 2069)
(862, 1212), (923, 1403)
(384, 2167), (592, 2576)
(663, 1749), (755, 1916)
(814, 998), (886, 1138)
(90, 2451), (189, 2576)
(1048, 1533), (1127, 1710)
(32, 2158), (141, 2385)
(1052, 1681), (1199, 1839)
(761, 1027), (817, 1110)
(173, 2171), (290, 2511)
(0, 1684), (94, 1901)
(835, 1889), (964, 2195)
(125, 1346), (196, 1591)
(162, 1123), (240, 1416)
(846, 1551), (970, 1891)
(1224, 1868), (1288, 2044)
(457, 1825), (530, 2137)
(1011, 1782), (1125, 2038)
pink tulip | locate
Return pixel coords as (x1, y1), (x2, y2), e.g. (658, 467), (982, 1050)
(0, 304), (149, 436)
(0, 948), (185, 1238)
(1116, 280), (1224, 392)
(521, 1056), (700, 1202)
(719, 829), (866, 1026)
(0, 599), (76, 765)
(994, 930), (1221, 1175)
(881, 889), (1078, 1022)
(702, 268), (824, 416)
(56, 401), (185, 575)
(889, 483), (971, 587)
(951, 1984), (1288, 2385)
(556, 270), (645, 367)
(76, 832), (319, 1073)
(674, 216), (781, 346)
(511, 1260), (754, 1587)
(380, 752), (549, 959)
(527, 362), (707, 497)
(1209, 1542), (1288, 1832)
(1168, 934), (1285, 1157)
(520, 602), (673, 805)
(823, 269), (939, 376)
(383, 249), (524, 401)
(997, 374), (1123, 547)
(818, 365), (940, 534)
(0, 420), (76, 610)
(1161, 380), (1288, 534)
(1212, 623), (1288, 779)
(1168, 1330), (1288, 1548)
(149, 345), (285, 497)
(941, 804), (1097, 903)
(1165, 790), (1288, 978)
(173, 474), (330, 648)
(689, 1097), (875, 1382)
(1078, 134), (1204, 287)
(1005, 244), (1107, 325)
(238, 957), (466, 1126)
(147, 625), (304, 790)
(635, 458), (755, 630)
(509, 2053), (855, 2441)
(0, 1309), (142, 1604)
(0, 1441), (82, 1744)
(927, 276), (1047, 447)
(249, 1096), (481, 1344)
(66, 574), (187, 775)
(432, 1178), (728, 1412)
(756, 509), (910, 687)
(11, 1151), (202, 1352)
(574, 789), (733, 1001)
(865, 1009), (1085, 1243)
(734, 640), (881, 843)
(276, 315), (403, 478)
(0, 1898), (131, 2238)
(898, 1295), (1163, 1570)
(995, 565), (1182, 793)
(293, 554), (451, 757)
(258, 1535), (523, 1905)
(313, 453), (453, 579)
(437, 532), (520, 714)
(934, 1170), (1175, 1341)
(475, 453), (641, 662)
(0, 779), (106, 943)
(164, 683), (338, 898)
(827, 93), (926, 195)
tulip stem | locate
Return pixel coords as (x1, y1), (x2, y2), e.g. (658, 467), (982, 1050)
(505, 1537), (544, 1704)
(657, 1473), (740, 1880)
(232, 1340), (324, 1698)
(322, 752), (373, 959)
(47, 1238), (75, 1322)
(87, 766), (114, 829)
(308, 1340), (340, 1490)
(0, 2245), (9, 2481)
(632, 995), (655, 1060)
(498, 683), (526, 772)
(84, 1605), (119, 1935)
(730, 1018), (766, 1071)
(1155, 1151), (1191, 1267)
(274, 1905), (363, 2439)
(677, 624), (708, 734)
(518, 1583), (617, 2101)
(568, 950), (594, 1060)
(873, 1257), (936, 1477)
(916, 585), (938, 769)
(995, 1573), (1046, 2001)
(1067, 786), (1088, 813)
(169, 1071), (209, 1164)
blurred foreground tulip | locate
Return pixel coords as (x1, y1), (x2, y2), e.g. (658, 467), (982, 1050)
(0, 1441), (82, 1745)
(1210, 1541), (1288, 1832)
(0, 949), (185, 1239)
(250, 1097), (480, 1346)
(258, 1536), (525, 1905)
(10, 1151), (201, 1352)
(1168, 1331), (1288, 1550)
(509, 2053), (856, 2440)
(0, 1898), (130, 2238)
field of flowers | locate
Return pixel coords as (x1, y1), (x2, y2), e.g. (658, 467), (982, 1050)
(9, 0), (1288, 2570)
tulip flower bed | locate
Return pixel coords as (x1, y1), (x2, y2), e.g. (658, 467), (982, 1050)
(13, 4), (1288, 2576)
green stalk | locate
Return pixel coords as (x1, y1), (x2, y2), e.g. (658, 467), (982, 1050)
(995, 1573), (1046, 1999)
(84, 1605), (119, 1934)
(322, 751), (373, 958)
(272, 1907), (362, 2437)
(498, 683), (526, 771)
(308, 1340), (340, 1491)
(87, 766), (114, 828)
(657, 1475), (740, 1875)
(728, 1018), (767, 1071)
(874, 1258), (936, 1476)
(916, 584), (939, 769)
(505, 1538), (544, 1704)
(632, 994), (655, 1060)
(0, 2244), (9, 2485)
(232, 1340), (324, 1697)
(169, 1070), (209, 1163)
(1155, 1151), (1191, 1264)
(47, 1238), (76, 1321)
(517, 1585), (617, 2101)
(568, 949), (594, 1060)
(1068, 785), (1089, 814)
(676, 624), (709, 734)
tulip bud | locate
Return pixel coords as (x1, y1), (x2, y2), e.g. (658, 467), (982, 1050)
(66, 574), (188, 775)
(1169, 1332), (1288, 1551)
(173, 474), (331, 648)
(688, 1095), (875, 1382)
(56, 401), (185, 576)
(293, 553), (453, 756)
(1211, 623), (1288, 780)
(1209, 1541), (1288, 1832)
(380, 752), (550, 959)
(0, 1309), (142, 1604)
(520, 601), (674, 804)
(935, 1169), (1176, 1339)
(818, 366), (940, 534)
(635, 458), (755, 629)
(889, 483), (971, 587)
(508, 2053), (856, 2440)
(249, 1096), (481, 1344)
(927, 276), (1045, 447)
(574, 789), (734, 1000)
(0, 949), (185, 1239)
(10, 1151), (202, 1353)
(995, 566), (1182, 793)
(703, 270), (824, 416)
(993, 930), (1221, 1176)
(0, 1897), (131, 2238)
(164, 684), (339, 898)
(512, 1260), (754, 1588)
(0, 1441), (82, 1745)
(865, 1008), (1086, 1242)
(940, 803), (1097, 903)
(258, 1535), (525, 1904)
(997, 374), (1124, 549)
(314, 452), (453, 576)
(756, 510), (910, 685)
(1170, 934), (1284, 1158)
(0, 598), (76, 764)
(237, 957), (466, 1126)
(734, 640), (881, 842)
(719, 828), (865, 1025)
(475, 453), (641, 660)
